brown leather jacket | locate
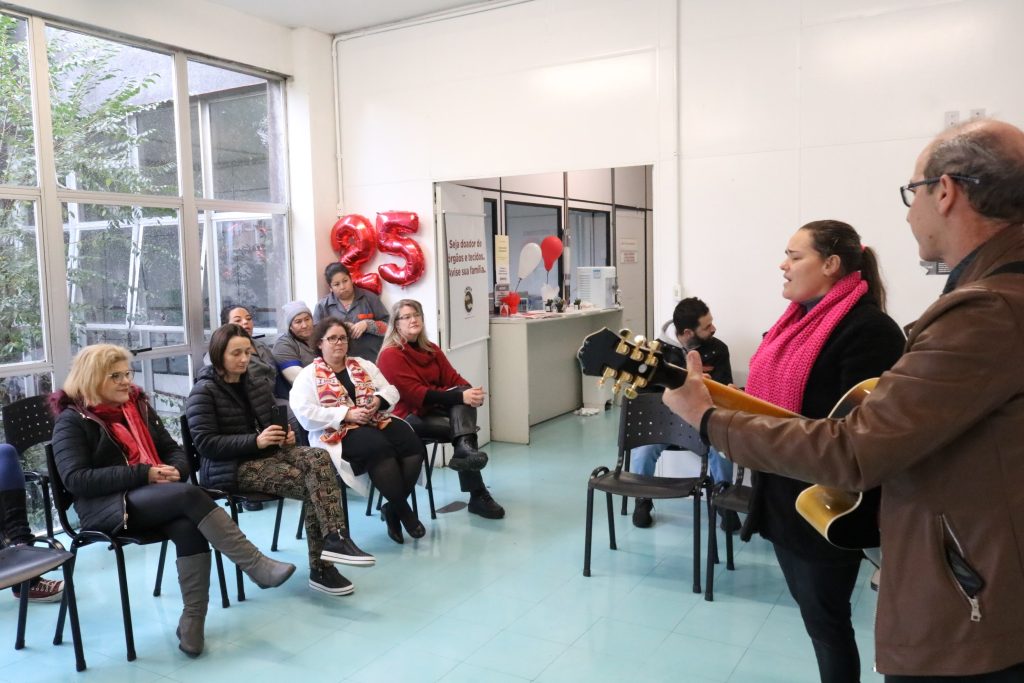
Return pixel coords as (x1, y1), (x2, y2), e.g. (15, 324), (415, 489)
(708, 225), (1024, 676)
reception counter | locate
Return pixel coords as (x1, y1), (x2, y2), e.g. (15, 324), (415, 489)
(488, 307), (623, 444)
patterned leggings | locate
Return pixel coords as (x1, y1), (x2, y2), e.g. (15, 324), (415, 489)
(237, 445), (346, 570)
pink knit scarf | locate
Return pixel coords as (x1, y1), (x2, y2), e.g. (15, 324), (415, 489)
(745, 272), (867, 412)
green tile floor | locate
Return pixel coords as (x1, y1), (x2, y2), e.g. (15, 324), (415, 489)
(0, 408), (881, 681)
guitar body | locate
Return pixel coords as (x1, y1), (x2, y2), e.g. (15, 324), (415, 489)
(577, 328), (883, 551)
(795, 378), (881, 550)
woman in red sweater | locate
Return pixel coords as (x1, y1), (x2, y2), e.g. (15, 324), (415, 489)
(376, 299), (505, 519)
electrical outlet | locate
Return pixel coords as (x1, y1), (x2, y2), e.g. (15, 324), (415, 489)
(672, 284), (681, 299)
(944, 110), (960, 128)
(969, 108), (986, 120)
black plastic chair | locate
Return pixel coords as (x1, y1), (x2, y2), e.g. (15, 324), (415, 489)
(46, 444), (226, 661)
(179, 415), (288, 603)
(704, 466), (753, 602)
(583, 392), (710, 593)
(1, 539), (85, 672)
(2, 395), (57, 537)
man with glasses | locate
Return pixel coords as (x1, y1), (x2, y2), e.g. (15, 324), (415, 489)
(665, 119), (1024, 681)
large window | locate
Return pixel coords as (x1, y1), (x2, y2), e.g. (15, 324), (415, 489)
(0, 12), (290, 530)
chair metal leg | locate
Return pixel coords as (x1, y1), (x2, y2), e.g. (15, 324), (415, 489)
(296, 500), (306, 539)
(15, 579), (30, 649)
(691, 492), (702, 595)
(270, 498), (284, 552)
(339, 481), (349, 529)
(54, 547), (76, 645)
(365, 484), (375, 517)
(42, 486), (54, 539)
(153, 540), (168, 596)
(214, 550), (230, 608)
(705, 505), (718, 602)
(61, 558), (86, 671)
(229, 499), (246, 602)
(112, 544), (137, 661)
(426, 443), (438, 520)
(583, 487), (595, 577)
(605, 492), (617, 550)
(725, 522), (736, 571)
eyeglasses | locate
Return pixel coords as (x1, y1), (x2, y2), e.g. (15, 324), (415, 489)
(899, 174), (980, 207)
(323, 335), (349, 346)
(397, 313), (423, 322)
(107, 370), (135, 383)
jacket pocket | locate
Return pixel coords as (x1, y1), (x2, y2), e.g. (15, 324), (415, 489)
(939, 513), (984, 622)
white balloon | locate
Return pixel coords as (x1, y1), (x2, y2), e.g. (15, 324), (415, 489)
(517, 242), (542, 279)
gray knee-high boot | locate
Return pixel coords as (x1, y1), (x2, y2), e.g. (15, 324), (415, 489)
(176, 552), (210, 657)
(196, 507), (296, 589)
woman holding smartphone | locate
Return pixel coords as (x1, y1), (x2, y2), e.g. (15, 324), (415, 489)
(186, 323), (374, 597)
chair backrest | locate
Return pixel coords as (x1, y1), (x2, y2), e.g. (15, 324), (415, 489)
(2, 395), (55, 455)
(177, 415), (201, 486)
(616, 392), (708, 474)
(44, 444), (81, 540)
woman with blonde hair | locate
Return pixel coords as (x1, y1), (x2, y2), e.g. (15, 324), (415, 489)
(50, 344), (295, 658)
(376, 299), (505, 519)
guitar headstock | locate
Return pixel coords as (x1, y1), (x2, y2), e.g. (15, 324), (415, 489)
(577, 327), (669, 399)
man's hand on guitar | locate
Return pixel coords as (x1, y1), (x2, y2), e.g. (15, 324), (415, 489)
(662, 350), (715, 427)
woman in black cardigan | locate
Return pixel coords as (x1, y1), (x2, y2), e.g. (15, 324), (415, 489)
(186, 323), (374, 598)
(51, 344), (294, 658)
(740, 221), (905, 683)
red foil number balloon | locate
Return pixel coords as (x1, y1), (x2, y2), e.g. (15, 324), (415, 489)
(376, 211), (426, 287)
(330, 214), (382, 294)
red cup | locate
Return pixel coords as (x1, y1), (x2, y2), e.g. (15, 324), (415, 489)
(502, 292), (521, 314)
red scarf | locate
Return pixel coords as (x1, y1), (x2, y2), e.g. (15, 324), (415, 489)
(745, 272), (867, 412)
(313, 356), (390, 445)
(90, 387), (163, 466)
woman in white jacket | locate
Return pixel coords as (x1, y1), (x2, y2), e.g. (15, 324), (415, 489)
(290, 316), (426, 544)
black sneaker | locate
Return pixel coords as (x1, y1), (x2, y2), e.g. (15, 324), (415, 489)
(467, 490), (505, 519)
(241, 500), (264, 512)
(632, 498), (654, 528)
(309, 565), (354, 596)
(320, 531), (376, 566)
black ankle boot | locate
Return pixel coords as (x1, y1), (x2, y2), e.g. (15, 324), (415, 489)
(450, 435), (488, 471)
(0, 489), (33, 546)
(380, 503), (404, 544)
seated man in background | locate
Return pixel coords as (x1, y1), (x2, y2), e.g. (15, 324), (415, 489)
(0, 443), (64, 602)
(631, 297), (736, 529)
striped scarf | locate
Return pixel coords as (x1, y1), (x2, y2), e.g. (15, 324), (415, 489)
(313, 356), (390, 444)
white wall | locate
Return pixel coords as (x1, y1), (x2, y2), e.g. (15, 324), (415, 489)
(679, 0), (1024, 381)
(335, 0), (681, 337)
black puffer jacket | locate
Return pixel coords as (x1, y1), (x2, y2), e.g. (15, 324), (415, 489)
(50, 390), (189, 534)
(184, 365), (277, 492)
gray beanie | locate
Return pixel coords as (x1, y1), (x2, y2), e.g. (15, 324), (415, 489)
(280, 300), (312, 329)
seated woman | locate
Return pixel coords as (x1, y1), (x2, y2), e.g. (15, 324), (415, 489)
(313, 263), (390, 361)
(291, 317), (426, 544)
(186, 324), (374, 598)
(376, 299), (505, 520)
(220, 303), (288, 400)
(0, 444), (63, 602)
(50, 344), (295, 658)
(272, 301), (317, 388)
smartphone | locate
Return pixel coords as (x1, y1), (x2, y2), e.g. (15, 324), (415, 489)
(272, 404), (289, 430)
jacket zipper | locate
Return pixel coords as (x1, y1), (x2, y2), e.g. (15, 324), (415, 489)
(940, 513), (981, 622)
(77, 406), (134, 534)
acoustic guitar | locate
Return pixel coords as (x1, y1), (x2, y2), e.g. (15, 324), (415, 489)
(577, 327), (881, 550)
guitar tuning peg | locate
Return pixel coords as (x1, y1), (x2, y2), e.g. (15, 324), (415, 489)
(630, 346), (645, 362)
(619, 371), (634, 383)
(633, 376), (648, 389)
(612, 380), (623, 394)
(647, 340), (661, 352)
(624, 384), (638, 400)
(598, 367), (616, 386)
(618, 328), (633, 340)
